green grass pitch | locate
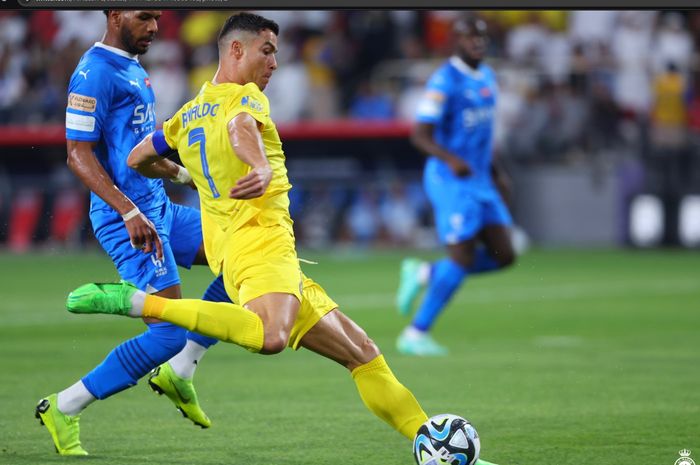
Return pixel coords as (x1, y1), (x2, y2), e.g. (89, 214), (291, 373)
(0, 248), (698, 465)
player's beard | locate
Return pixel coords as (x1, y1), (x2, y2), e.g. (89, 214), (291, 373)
(121, 27), (154, 55)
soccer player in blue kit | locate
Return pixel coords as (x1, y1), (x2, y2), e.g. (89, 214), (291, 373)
(396, 15), (516, 356)
(34, 11), (229, 456)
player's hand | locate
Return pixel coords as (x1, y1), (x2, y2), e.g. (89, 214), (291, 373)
(447, 156), (472, 177)
(124, 213), (164, 260)
(229, 165), (273, 199)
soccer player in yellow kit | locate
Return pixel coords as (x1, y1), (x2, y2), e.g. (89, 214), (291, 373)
(67, 12), (497, 464)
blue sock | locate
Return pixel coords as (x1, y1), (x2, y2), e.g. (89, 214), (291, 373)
(186, 275), (230, 348)
(412, 258), (468, 332)
(469, 246), (501, 274)
(82, 322), (187, 399)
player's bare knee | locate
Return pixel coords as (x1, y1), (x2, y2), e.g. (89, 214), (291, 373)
(261, 329), (290, 354)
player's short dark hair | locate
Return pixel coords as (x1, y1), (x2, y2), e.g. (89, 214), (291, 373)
(218, 12), (280, 45)
(453, 15), (488, 37)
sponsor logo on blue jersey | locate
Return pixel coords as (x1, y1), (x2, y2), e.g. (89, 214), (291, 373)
(462, 106), (494, 129)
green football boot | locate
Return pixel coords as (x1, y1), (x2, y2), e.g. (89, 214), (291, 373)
(66, 281), (137, 316)
(148, 363), (212, 429)
(396, 329), (449, 357)
(396, 258), (425, 316)
(35, 393), (88, 456)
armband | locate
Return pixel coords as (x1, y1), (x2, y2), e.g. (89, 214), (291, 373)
(152, 129), (176, 157)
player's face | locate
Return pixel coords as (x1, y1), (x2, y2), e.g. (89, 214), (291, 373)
(456, 28), (488, 67)
(242, 29), (278, 91)
(119, 10), (161, 55)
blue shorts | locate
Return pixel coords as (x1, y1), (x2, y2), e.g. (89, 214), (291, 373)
(92, 201), (202, 293)
(424, 176), (512, 245)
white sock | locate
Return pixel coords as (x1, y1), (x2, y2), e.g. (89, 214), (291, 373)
(129, 290), (147, 317)
(417, 262), (431, 285)
(57, 380), (96, 416)
(402, 326), (427, 340)
(167, 340), (208, 379)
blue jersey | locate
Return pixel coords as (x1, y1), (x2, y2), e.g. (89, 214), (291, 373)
(65, 43), (166, 222)
(416, 56), (498, 193)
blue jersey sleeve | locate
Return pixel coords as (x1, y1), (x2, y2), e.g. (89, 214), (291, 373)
(415, 66), (451, 124)
(65, 62), (112, 142)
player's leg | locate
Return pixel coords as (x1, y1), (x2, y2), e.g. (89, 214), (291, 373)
(149, 204), (227, 427)
(67, 224), (305, 355)
(167, 203), (223, 360)
(299, 308), (428, 440)
(298, 287), (500, 465)
(37, 219), (188, 455)
(397, 238), (477, 356)
(477, 195), (517, 271)
(164, 204), (222, 370)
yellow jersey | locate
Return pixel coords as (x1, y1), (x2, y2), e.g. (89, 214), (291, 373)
(163, 81), (293, 274)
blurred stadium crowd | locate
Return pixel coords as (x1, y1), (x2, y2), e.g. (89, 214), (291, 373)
(1, 10), (699, 250)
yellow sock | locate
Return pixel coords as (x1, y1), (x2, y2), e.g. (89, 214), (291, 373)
(143, 295), (264, 353)
(351, 354), (428, 440)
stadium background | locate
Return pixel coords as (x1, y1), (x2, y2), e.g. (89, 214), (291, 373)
(1, 10), (700, 249)
(0, 10), (698, 465)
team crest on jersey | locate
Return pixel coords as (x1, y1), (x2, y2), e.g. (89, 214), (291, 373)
(151, 254), (168, 278)
(241, 96), (264, 112)
(68, 93), (97, 113)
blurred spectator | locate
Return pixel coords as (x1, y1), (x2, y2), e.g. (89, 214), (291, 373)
(349, 79), (395, 120)
(652, 12), (694, 77)
(301, 35), (340, 120)
(142, 41), (189, 124)
(648, 61), (692, 197)
(611, 11), (655, 120)
(650, 62), (689, 150)
(506, 11), (548, 66)
(53, 11), (104, 50)
(0, 12), (28, 47)
(0, 44), (26, 124)
(568, 11), (618, 61)
(344, 188), (381, 246)
(379, 182), (419, 245)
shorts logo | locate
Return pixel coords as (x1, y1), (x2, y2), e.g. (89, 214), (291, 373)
(151, 254), (168, 278)
(68, 93), (97, 112)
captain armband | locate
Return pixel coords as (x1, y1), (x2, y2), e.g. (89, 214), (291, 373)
(152, 129), (177, 157)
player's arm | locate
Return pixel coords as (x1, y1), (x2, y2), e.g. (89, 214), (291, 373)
(127, 131), (195, 189)
(411, 122), (471, 177)
(67, 139), (163, 259)
(227, 112), (272, 200)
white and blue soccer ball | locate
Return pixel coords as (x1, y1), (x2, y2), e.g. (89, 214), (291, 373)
(413, 414), (480, 465)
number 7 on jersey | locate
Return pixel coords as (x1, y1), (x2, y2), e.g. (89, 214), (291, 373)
(188, 127), (220, 198)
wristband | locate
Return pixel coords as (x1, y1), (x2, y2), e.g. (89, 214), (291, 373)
(171, 165), (193, 185)
(121, 206), (141, 222)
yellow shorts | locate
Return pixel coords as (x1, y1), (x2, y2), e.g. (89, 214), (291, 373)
(222, 223), (337, 349)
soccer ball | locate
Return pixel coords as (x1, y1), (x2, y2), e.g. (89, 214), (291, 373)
(413, 414), (480, 465)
